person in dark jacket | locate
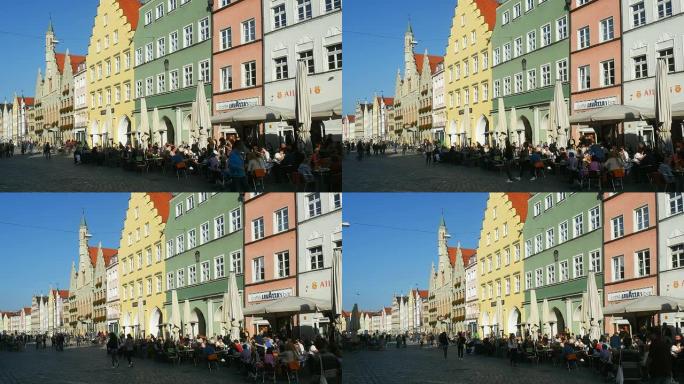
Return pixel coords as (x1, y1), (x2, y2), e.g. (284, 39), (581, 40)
(107, 332), (120, 368)
(438, 331), (449, 359)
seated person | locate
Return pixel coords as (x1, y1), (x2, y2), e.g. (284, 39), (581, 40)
(298, 158), (315, 183)
(263, 348), (276, 367)
(604, 152), (625, 173)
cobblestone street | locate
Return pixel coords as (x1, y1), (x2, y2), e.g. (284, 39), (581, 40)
(343, 152), (655, 192)
(0, 344), (245, 384)
(345, 345), (605, 384)
(0, 152), (292, 192)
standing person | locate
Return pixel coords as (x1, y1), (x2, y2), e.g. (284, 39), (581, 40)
(457, 332), (466, 360)
(438, 331), (449, 360)
(518, 142), (530, 180)
(124, 334), (134, 367)
(648, 328), (673, 384)
(107, 333), (120, 368)
(503, 139), (518, 183)
(507, 334), (519, 366)
(425, 141), (432, 166)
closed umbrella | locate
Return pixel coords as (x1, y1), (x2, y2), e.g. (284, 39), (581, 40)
(581, 292), (590, 337)
(497, 97), (507, 147)
(548, 98), (557, 145)
(550, 80), (569, 147)
(190, 101), (198, 144)
(350, 303), (361, 335)
(587, 270), (603, 341)
(152, 107), (161, 146)
(332, 247), (342, 318)
(170, 290), (181, 340)
(463, 105), (470, 147)
(183, 299), (192, 338)
(138, 97), (149, 147)
(510, 107), (518, 145)
(380, 307), (386, 333)
(227, 271), (243, 341)
(195, 80), (212, 149)
(541, 298), (551, 336)
(528, 289), (540, 340)
(295, 60), (312, 153)
(655, 57), (673, 154)
(495, 298), (503, 337)
(137, 297), (145, 338)
(104, 107), (113, 147)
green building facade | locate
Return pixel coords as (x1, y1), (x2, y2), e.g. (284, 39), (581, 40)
(491, 0), (570, 146)
(522, 192), (604, 336)
(133, 0), (212, 146)
(163, 192), (244, 338)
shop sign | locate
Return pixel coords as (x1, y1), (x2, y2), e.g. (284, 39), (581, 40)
(216, 97), (260, 111)
(607, 287), (653, 302)
(276, 86), (322, 100)
(247, 288), (293, 303)
(574, 96), (617, 111)
(627, 84), (683, 102)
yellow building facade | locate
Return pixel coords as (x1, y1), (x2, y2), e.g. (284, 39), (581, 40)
(86, 0), (139, 147)
(118, 193), (171, 338)
(477, 193), (529, 338)
(445, 0), (498, 147)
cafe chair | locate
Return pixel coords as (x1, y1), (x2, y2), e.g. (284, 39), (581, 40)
(610, 169), (625, 191)
(207, 353), (219, 371)
(252, 168), (266, 193)
(175, 161), (188, 180)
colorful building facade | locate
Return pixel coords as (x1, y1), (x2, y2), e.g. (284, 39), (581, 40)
(163, 192), (244, 339)
(491, 0), (570, 145)
(118, 193), (170, 338)
(477, 193), (528, 337)
(133, 0), (212, 146)
(86, 0), (139, 147)
(444, 0), (498, 147)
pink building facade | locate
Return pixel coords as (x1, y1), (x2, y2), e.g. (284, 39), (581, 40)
(243, 193), (298, 335)
(602, 193), (658, 333)
(212, 0), (264, 139)
(570, 0), (622, 144)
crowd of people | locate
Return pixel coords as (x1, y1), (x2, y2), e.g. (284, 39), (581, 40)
(101, 329), (341, 383)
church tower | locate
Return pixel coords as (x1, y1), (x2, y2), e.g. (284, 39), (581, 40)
(437, 215), (450, 272)
(46, 20), (56, 65)
(78, 213), (92, 286)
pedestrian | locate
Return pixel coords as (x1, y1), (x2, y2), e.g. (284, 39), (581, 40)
(507, 334), (519, 366)
(518, 142), (530, 180)
(647, 328), (672, 384)
(438, 331), (449, 360)
(107, 332), (120, 368)
(457, 332), (466, 360)
(503, 139), (519, 183)
(124, 334), (134, 367)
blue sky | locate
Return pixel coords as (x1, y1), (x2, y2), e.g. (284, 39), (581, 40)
(344, 0), (457, 114)
(342, 193), (487, 312)
(0, 1), (97, 102)
(0, 193), (129, 310)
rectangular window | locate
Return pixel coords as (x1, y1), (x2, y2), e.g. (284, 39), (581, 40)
(514, 275), (520, 293)
(514, 243), (521, 261)
(600, 17), (614, 42)
(166, 239), (174, 258)
(170, 31), (178, 53)
(505, 277), (511, 295)
(276, 251), (290, 278)
(535, 268), (543, 287)
(513, 2), (521, 18)
(199, 60), (210, 83)
(200, 221), (210, 244)
(145, 43), (153, 63)
(578, 27), (590, 49)
(659, 48), (676, 73)
(242, 18), (256, 43)
(157, 37), (166, 58)
(183, 24), (193, 48)
(327, 44), (342, 70)
(220, 27), (232, 50)
(633, 55), (648, 79)
(253, 257), (265, 282)
(541, 64), (551, 87)
(502, 11), (510, 25)
(526, 0), (534, 10)
(155, 3), (164, 19)
(589, 206), (600, 230)
(176, 234), (184, 254)
(534, 201), (542, 216)
(559, 260), (569, 282)
(632, 2), (646, 27)
(187, 228), (196, 249)
(155, 243), (161, 262)
(611, 215), (624, 239)
(243, 61), (256, 87)
(200, 261), (210, 282)
(157, 73), (166, 93)
(590, 250), (601, 272)
(183, 65), (193, 87)
(168, 0), (177, 11)
(503, 43), (511, 61)
(525, 239), (532, 258)
(503, 77), (511, 95)
(297, 0), (312, 20)
(214, 255), (225, 279)
(309, 246), (324, 270)
(274, 4), (287, 28)
(601, 60), (615, 86)
(573, 214), (583, 238)
(145, 247), (152, 266)
(546, 228), (554, 248)
(635, 249), (650, 277)
(333, 193), (342, 209)
(252, 217), (265, 240)
(493, 48), (500, 66)
(514, 37), (522, 57)
(176, 268), (184, 288)
(535, 233), (543, 253)
(556, 16), (567, 40)
(556, 59), (568, 82)
(547, 264), (556, 285)
(514, 73), (523, 93)
(669, 193), (684, 215)
(199, 17), (210, 42)
(635, 205), (650, 231)
(307, 193), (322, 217)
(188, 265), (197, 285)
(220, 66), (233, 92)
(214, 215), (225, 238)
(230, 250), (242, 274)
(275, 207), (289, 232)
(658, 0), (672, 18)
(170, 70), (179, 91)
(299, 50), (315, 74)
(155, 275), (162, 293)
(325, 0), (341, 11)
(230, 208), (242, 232)
(573, 255), (584, 278)
(525, 271), (532, 290)
(541, 24), (551, 46)
(612, 255), (624, 281)
(167, 272), (174, 290)
(275, 56), (289, 80)
(527, 30), (536, 52)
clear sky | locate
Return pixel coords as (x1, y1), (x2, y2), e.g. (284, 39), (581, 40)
(0, 193), (129, 310)
(344, 0), (457, 114)
(0, 1), (98, 102)
(342, 193), (488, 312)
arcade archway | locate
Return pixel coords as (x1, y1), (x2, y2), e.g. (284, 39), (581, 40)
(117, 115), (131, 146)
(190, 307), (206, 338)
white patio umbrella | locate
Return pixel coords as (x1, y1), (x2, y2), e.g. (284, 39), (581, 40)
(350, 303), (361, 335)
(183, 299), (192, 338)
(550, 80), (570, 147)
(104, 107), (113, 147)
(463, 104), (470, 147)
(380, 307), (386, 333)
(311, 99), (343, 119)
(332, 247), (342, 319)
(548, 100), (557, 145)
(190, 101), (198, 144)
(510, 107), (518, 145)
(528, 289), (540, 340)
(152, 107), (161, 146)
(655, 57), (673, 154)
(211, 105), (294, 124)
(138, 97), (149, 147)
(581, 292), (590, 337)
(586, 270), (603, 341)
(496, 97), (507, 147)
(137, 297), (145, 338)
(541, 298), (551, 336)
(226, 271), (243, 341)
(604, 295), (684, 316)
(569, 104), (649, 124)
(495, 298), (503, 338)
(295, 60), (312, 153)
(243, 296), (331, 316)
(170, 290), (181, 340)
(195, 80), (212, 149)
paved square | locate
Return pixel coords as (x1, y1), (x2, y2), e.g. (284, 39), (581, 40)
(0, 153), (292, 192)
(342, 152), (655, 192)
(345, 344), (606, 384)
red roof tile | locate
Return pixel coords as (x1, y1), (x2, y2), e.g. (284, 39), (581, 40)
(505, 193), (531, 223)
(447, 246), (476, 267)
(385, 307), (392, 314)
(58, 290), (69, 299)
(23, 307), (31, 314)
(475, 0), (499, 31)
(147, 193), (172, 224)
(23, 97), (35, 106)
(415, 54), (444, 74)
(346, 115), (356, 123)
(88, 246), (118, 268)
(117, 0), (142, 30)
(418, 290), (429, 299)
(378, 97), (394, 106)
(55, 53), (86, 75)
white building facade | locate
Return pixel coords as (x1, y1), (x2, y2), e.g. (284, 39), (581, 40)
(464, 253), (479, 335)
(73, 61), (88, 144)
(432, 61), (446, 144)
(262, 0), (343, 146)
(657, 192), (684, 328)
(106, 254), (120, 334)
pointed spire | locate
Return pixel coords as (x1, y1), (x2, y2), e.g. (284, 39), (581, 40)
(407, 18), (413, 34)
(48, 16), (54, 33)
(80, 211), (87, 227)
(440, 211), (446, 227)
